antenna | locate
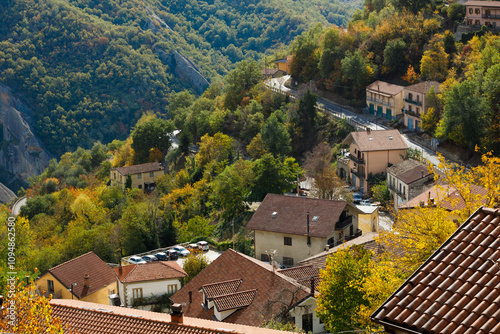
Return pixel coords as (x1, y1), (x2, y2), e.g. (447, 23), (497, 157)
(265, 250), (278, 272)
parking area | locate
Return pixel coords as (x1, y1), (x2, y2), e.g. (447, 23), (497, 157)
(121, 245), (223, 267)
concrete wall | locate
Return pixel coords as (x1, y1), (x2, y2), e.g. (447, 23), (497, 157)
(289, 297), (324, 334)
(111, 169), (164, 190)
(118, 278), (182, 307)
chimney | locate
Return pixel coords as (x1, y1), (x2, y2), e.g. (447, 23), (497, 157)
(307, 212), (311, 246)
(310, 278), (315, 296)
(421, 170), (424, 178)
(171, 303), (183, 324)
(427, 191), (431, 204)
(367, 127), (371, 133)
(118, 266), (122, 276)
(83, 274), (90, 288)
(189, 291), (192, 304)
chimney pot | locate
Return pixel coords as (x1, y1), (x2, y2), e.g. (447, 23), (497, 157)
(84, 274), (90, 287)
(189, 291), (192, 304)
(310, 277), (315, 296)
(171, 303), (184, 324)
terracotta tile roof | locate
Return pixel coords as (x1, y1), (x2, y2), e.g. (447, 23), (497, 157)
(343, 129), (408, 152)
(40, 252), (116, 299)
(50, 299), (293, 334)
(262, 68), (280, 76)
(278, 265), (319, 281)
(366, 80), (404, 96)
(246, 194), (348, 238)
(114, 162), (164, 176)
(114, 261), (187, 283)
(387, 159), (432, 185)
(297, 232), (381, 269)
(401, 184), (488, 211)
(201, 279), (242, 299)
(213, 290), (258, 312)
(170, 249), (310, 326)
(405, 81), (441, 94)
(371, 207), (500, 334)
(465, 0), (500, 7)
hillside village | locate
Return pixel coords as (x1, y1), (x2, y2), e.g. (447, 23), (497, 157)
(3, 0), (500, 332)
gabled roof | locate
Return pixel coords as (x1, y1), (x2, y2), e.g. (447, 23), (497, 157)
(114, 261), (187, 283)
(387, 159), (432, 185)
(277, 265), (319, 282)
(40, 252), (115, 299)
(50, 299), (294, 334)
(113, 162), (164, 176)
(298, 232), (381, 269)
(213, 290), (258, 312)
(342, 129), (408, 152)
(405, 81), (441, 94)
(246, 194), (348, 238)
(401, 184), (488, 211)
(371, 207), (500, 334)
(366, 80), (404, 96)
(170, 249), (310, 326)
(201, 279), (242, 299)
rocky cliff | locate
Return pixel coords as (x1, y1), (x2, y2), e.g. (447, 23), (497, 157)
(0, 83), (51, 192)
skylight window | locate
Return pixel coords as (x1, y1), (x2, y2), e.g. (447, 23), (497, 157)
(312, 216), (319, 222)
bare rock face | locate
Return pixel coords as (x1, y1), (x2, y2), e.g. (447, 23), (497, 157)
(0, 83), (51, 192)
(0, 182), (16, 204)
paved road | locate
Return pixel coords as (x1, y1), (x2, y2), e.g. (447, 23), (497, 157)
(266, 76), (441, 167)
(11, 196), (26, 216)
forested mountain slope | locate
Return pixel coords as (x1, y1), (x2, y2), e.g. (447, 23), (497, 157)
(0, 0), (362, 158)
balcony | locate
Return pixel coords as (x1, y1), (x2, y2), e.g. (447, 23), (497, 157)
(335, 216), (353, 230)
(345, 229), (363, 241)
(351, 168), (365, 180)
(404, 97), (422, 106)
(404, 109), (421, 118)
(482, 14), (500, 19)
(366, 97), (394, 108)
(349, 154), (365, 165)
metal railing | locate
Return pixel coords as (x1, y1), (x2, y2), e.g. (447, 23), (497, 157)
(351, 168), (366, 180)
(349, 154), (365, 165)
(404, 97), (422, 106)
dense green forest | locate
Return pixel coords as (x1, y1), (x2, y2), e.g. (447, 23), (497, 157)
(0, 0), (361, 156)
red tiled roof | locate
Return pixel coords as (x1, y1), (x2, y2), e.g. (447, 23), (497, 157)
(170, 249), (310, 326)
(114, 162), (164, 176)
(371, 207), (500, 334)
(278, 265), (319, 281)
(366, 80), (404, 96)
(201, 279), (242, 299)
(246, 194), (348, 238)
(387, 159), (432, 185)
(401, 184), (488, 211)
(213, 290), (257, 312)
(405, 81), (441, 94)
(465, 0), (500, 7)
(50, 299), (294, 334)
(41, 252), (116, 299)
(114, 261), (187, 283)
(343, 129), (408, 152)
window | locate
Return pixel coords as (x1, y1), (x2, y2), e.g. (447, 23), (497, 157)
(283, 257), (294, 266)
(113, 173), (116, 180)
(302, 314), (313, 333)
(167, 284), (178, 294)
(132, 288), (143, 301)
(137, 174), (142, 179)
(150, 172), (154, 177)
(416, 95), (420, 102)
(284, 236), (292, 246)
(416, 107), (420, 115)
(408, 93), (413, 100)
(469, 8), (473, 14)
(475, 19), (481, 25)
(138, 185), (142, 189)
(261, 253), (270, 261)
(47, 280), (54, 293)
(475, 8), (480, 14)
(350, 224), (354, 236)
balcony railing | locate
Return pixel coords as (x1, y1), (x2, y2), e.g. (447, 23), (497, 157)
(351, 168), (365, 180)
(335, 216), (353, 230)
(482, 14), (500, 19)
(366, 97), (394, 108)
(349, 154), (365, 165)
(404, 97), (422, 106)
(345, 229), (363, 241)
(404, 109), (421, 118)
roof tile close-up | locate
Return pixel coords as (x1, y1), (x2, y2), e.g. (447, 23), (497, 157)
(371, 207), (500, 334)
(114, 261), (187, 283)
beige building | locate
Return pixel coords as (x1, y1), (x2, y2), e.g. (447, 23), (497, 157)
(357, 205), (379, 233)
(403, 81), (440, 132)
(465, 0), (500, 28)
(110, 162), (165, 190)
(246, 194), (362, 267)
(340, 129), (408, 193)
(36, 252), (117, 305)
(366, 81), (404, 121)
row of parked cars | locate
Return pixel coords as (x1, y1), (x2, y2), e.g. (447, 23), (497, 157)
(127, 241), (209, 265)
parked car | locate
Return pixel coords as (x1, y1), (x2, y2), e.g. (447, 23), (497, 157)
(359, 199), (372, 206)
(167, 249), (179, 260)
(353, 193), (362, 204)
(142, 255), (158, 262)
(197, 240), (209, 252)
(187, 243), (202, 253)
(173, 246), (190, 257)
(154, 252), (168, 261)
(127, 256), (146, 264)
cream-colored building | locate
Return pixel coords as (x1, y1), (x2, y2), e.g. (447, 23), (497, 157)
(340, 129), (408, 193)
(366, 81), (404, 121)
(36, 252), (117, 305)
(403, 81), (440, 132)
(357, 205), (379, 233)
(246, 194), (362, 267)
(465, 0), (500, 28)
(110, 162), (165, 190)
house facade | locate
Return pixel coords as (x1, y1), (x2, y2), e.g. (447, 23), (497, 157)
(246, 194), (361, 267)
(114, 261), (187, 308)
(110, 162), (165, 190)
(339, 129), (408, 193)
(35, 252), (117, 305)
(275, 57), (292, 73)
(386, 159), (436, 210)
(403, 81), (440, 132)
(366, 81), (404, 121)
(465, 0), (500, 28)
